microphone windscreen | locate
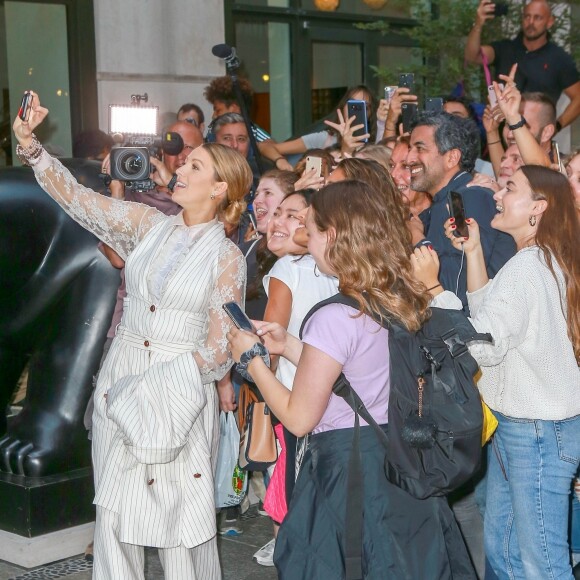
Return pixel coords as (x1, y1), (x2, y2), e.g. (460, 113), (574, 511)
(212, 44), (232, 59)
(162, 132), (184, 156)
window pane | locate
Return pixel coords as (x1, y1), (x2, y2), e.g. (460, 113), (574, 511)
(312, 41), (362, 122)
(2, 1), (72, 166)
(235, 20), (292, 141)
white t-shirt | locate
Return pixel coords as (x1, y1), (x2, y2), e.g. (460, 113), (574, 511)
(263, 254), (339, 390)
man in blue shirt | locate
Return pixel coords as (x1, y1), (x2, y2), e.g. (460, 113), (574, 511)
(408, 112), (516, 309)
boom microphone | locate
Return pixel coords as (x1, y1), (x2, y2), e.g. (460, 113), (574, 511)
(211, 44), (240, 69)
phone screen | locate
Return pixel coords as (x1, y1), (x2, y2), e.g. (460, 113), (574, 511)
(448, 191), (469, 239)
(223, 302), (255, 332)
(18, 91), (32, 122)
(401, 103), (418, 134)
(346, 99), (369, 141)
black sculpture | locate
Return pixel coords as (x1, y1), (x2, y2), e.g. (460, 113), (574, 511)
(0, 160), (119, 476)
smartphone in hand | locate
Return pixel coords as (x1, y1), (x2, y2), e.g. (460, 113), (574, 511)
(425, 97), (443, 114)
(223, 302), (256, 333)
(401, 103), (418, 134)
(305, 155), (323, 178)
(18, 91), (33, 122)
(399, 73), (415, 93)
(551, 140), (564, 174)
(448, 191), (469, 239)
(346, 99), (369, 142)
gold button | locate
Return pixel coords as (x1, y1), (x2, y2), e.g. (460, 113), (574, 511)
(193, 473), (202, 479)
(144, 340), (150, 347)
(147, 479), (154, 485)
(150, 305), (156, 312)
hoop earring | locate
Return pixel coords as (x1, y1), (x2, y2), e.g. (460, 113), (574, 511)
(529, 215), (537, 227)
(314, 264), (320, 278)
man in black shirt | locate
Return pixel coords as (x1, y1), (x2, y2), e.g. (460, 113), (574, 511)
(465, 0), (580, 132)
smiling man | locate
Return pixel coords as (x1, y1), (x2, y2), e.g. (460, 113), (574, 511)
(407, 112), (516, 308)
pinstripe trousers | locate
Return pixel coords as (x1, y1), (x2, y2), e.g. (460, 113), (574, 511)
(93, 507), (221, 580)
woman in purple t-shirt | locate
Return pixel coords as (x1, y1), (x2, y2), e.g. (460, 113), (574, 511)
(228, 180), (473, 579)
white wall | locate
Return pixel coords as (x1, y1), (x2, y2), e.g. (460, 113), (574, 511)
(93, 0), (226, 131)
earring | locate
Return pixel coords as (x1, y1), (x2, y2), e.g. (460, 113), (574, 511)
(529, 215), (537, 227)
(210, 192), (216, 200)
(314, 264), (320, 278)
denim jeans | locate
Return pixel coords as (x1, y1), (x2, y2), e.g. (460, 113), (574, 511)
(485, 412), (580, 580)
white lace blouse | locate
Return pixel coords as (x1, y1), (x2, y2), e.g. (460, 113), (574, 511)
(31, 149), (245, 383)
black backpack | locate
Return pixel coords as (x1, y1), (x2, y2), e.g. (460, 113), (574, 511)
(300, 293), (492, 580)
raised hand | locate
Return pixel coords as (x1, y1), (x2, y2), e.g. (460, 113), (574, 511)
(495, 64), (521, 126)
(475, 0), (496, 26)
(443, 217), (482, 254)
(12, 91), (49, 146)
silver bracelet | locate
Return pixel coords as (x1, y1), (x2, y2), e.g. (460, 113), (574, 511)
(16, 134), (44, 166)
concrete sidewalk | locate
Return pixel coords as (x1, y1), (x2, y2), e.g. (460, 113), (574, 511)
(0, 505), (277, 580)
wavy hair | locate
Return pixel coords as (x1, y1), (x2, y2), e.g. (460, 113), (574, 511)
(311, 180), (431, 331)
(202, 142), (252, 225)
(520, 165), (580, 363)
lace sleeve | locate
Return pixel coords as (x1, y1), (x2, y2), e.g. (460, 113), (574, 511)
(31, 149), (165, 260)
(193, 239), (247, 383)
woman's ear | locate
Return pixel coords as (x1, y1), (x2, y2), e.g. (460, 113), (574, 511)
(532, 198), (548, 217)
(212, 181), (228, 200)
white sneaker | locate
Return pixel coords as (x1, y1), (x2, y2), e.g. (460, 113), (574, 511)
(253, 538), (276, 566)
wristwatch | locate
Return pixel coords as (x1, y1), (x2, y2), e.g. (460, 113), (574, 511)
(237, 342), (270, 381)
(507, 116), (527, 131)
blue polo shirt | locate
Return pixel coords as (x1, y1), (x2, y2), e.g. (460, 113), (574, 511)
(419, 171), (516, 310)
(490, 33), (579, 104)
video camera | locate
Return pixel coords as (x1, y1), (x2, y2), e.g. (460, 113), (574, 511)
(108, 94), (184, 191)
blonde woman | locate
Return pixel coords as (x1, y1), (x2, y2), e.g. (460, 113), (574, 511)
(13, 92), (252, 580)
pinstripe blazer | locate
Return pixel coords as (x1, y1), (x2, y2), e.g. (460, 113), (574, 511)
(29, 152), (246, 549)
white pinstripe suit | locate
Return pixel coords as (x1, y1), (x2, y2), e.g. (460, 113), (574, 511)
(29, 152), (247, 579)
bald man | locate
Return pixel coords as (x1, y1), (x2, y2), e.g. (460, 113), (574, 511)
(465, 0), (580, 131)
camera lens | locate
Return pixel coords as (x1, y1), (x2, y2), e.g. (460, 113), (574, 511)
(110, 147), (149, 181)
(121, 153), (143, 176)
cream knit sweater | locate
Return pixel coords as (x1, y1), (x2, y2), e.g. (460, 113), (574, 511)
(434, 247), (580, 420)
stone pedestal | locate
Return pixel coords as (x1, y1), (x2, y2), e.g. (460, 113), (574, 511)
(0, 468), (95, 567)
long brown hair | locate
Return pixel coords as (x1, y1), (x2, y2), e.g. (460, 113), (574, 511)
(311, 180), (430, 331)
(520, 165), (580, 363)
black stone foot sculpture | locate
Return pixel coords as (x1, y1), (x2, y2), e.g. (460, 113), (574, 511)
(0, 160), (119, 476)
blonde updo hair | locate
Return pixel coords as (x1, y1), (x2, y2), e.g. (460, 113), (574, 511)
(202, 142), (252, 225)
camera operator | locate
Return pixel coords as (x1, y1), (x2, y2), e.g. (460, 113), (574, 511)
(464, 0), (580, 131)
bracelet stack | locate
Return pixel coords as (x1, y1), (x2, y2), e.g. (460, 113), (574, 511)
(15, 134), (44, 166)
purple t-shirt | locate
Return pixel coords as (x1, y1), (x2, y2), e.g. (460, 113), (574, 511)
(302, 303), (390, 434)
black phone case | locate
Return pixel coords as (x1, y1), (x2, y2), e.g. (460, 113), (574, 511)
(401, 103), (418, 134)
(347, 101), (368, 141)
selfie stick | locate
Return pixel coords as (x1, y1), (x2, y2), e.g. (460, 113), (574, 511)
(211, 43), (264, 176)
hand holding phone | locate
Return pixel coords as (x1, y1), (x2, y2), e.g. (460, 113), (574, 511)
(305, 155), (323, 178)
(346, 99), (369, 142)
(448, 191), (469, 239)
(223, 302), (256, 333)
(399, 73), (415, 93)
(18, 91), (33, 122)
